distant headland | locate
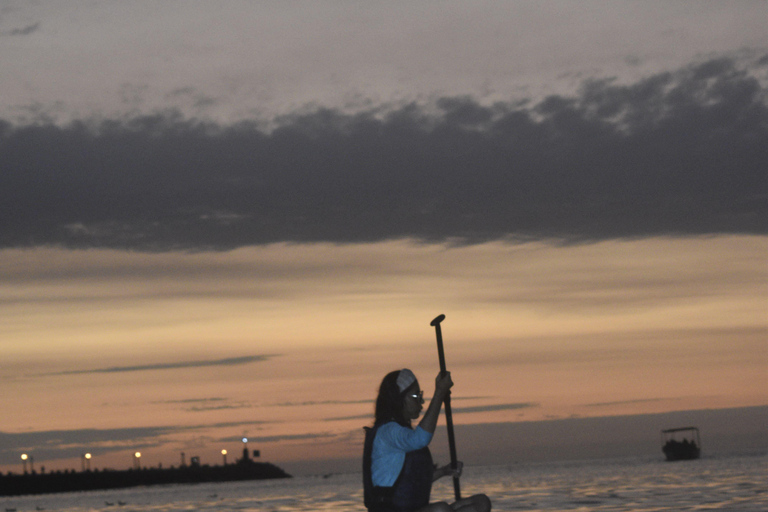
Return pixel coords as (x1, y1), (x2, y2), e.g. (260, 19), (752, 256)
(1, 446), (290, 497)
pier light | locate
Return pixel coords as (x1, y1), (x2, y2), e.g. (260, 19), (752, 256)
(85, 453), (92, 471)
(221, 449), (228, 465)
(20, 453), (34, 472)
(133, 451), (142, 470)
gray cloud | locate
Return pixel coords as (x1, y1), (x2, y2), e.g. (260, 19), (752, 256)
(1, 54), (765, 251)
(43, 355), (275, 376)
(7, 22), (40, 36)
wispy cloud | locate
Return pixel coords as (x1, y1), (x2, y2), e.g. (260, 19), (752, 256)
(206, 420), (273, 429)
(584, 398), (672, 407)
(273, 399), (372, 407)
(324, 414), (371, 422)
(452, 402), (539, 414)
(44, 355), (275, 376)
(325, 402), (538, 421)
(226, 432), (336, 443)
(185, 403), (251, 412)
(152, 397), (253, 412)
(155, 397), (227, 404)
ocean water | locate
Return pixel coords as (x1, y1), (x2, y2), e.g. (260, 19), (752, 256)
(3, 453), (765, 511)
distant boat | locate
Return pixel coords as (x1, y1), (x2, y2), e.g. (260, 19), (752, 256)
(661, 426), (701, 461)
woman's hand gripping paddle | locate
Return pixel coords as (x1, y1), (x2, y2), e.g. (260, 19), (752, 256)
(430, 314), (461, 501)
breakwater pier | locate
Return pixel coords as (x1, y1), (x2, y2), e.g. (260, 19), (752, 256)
(2, 448), (290, 497)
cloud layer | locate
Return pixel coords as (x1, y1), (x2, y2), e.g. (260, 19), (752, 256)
(0, 427), (173, 467)
(2, 54), (765, 251)
(0, 420), (271, 467)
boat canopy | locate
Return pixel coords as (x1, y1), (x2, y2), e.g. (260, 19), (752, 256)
(661, 426), (699, 434)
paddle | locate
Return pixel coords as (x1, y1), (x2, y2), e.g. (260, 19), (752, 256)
(430, 314), (461, 501)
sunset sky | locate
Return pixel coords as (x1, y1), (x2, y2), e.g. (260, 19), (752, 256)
(1, 1), (766, 478)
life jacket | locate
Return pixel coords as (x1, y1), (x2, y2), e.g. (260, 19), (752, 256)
(363, 423), (433, 512)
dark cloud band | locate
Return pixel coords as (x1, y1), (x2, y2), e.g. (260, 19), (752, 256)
(1, 54), (765, 251)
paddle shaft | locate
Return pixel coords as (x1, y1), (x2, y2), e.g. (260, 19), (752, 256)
(431, 314), (461, 501)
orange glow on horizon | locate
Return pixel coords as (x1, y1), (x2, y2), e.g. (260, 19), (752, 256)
(1, 236), (766, 474)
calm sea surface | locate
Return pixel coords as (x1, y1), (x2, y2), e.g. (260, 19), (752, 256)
(3, 453), (765, 511)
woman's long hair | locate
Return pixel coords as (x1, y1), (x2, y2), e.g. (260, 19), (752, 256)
(373, 370), (413, 427)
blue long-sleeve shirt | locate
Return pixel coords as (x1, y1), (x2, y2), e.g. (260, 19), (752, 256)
(371, 422), (433, 487)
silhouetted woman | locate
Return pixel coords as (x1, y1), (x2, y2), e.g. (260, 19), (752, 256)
(363, 369), (492, 512)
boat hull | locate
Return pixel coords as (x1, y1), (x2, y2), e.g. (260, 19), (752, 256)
(663, 442), (700, 461)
